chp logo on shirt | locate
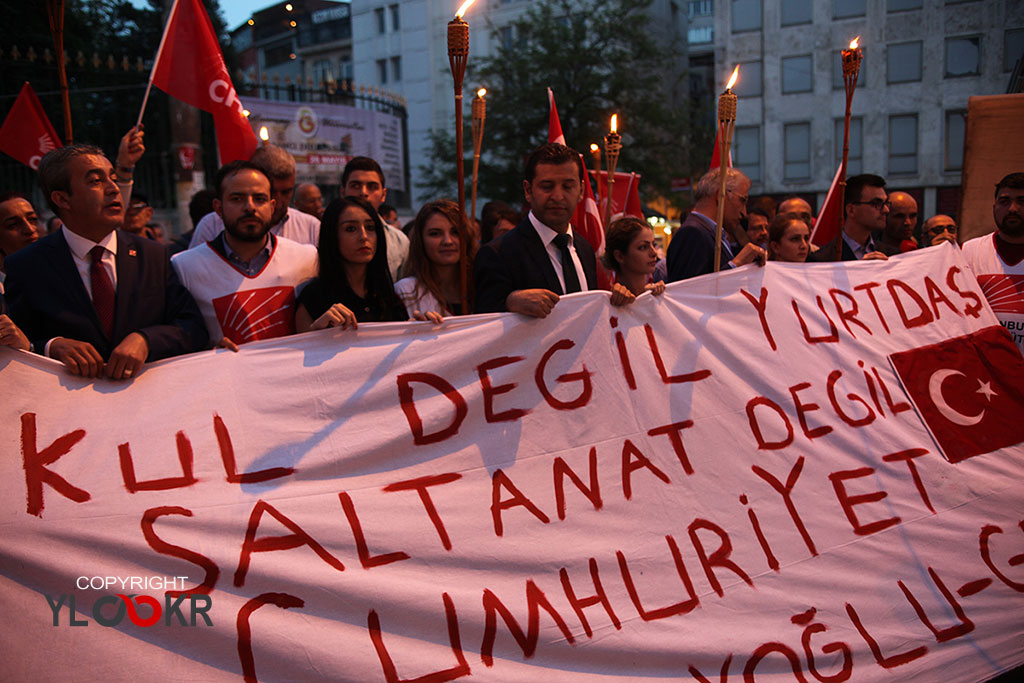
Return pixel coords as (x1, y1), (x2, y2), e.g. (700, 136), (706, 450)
(212, 286), (297, 344)
(889, 325), (1024, 463)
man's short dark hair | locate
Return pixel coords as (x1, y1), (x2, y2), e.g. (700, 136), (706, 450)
(749, 207), (770, 221)
(845, 174), (886, 205)
(379, 202), (397, 217)
(523, 143), (585, 184)
(341, 156), (386, 188)
(994, 172), (1024, 197)
(188, 189), (217, 227)
(214, 160), (271, 200)
(37, 144), (106, 214)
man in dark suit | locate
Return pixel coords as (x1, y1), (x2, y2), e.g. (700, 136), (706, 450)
(4, 144), (207, 380)
(809, 174), (890, 262)
(475, 143), (603, 317)
(666, 167), (764, 282)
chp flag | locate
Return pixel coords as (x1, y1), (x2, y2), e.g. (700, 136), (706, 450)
(889, 325), (1024, 463)
(148, 0), (258, 163)
(0, 82), (61, 170)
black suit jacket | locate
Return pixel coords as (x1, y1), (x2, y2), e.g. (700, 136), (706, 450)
(665, 212), (732, 282)
(474, 217), (598, 313)
(4, 229), (208, 361)
(807, 236), (858, 262)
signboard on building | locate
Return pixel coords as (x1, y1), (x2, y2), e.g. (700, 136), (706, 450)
(241, 96), (405, 192)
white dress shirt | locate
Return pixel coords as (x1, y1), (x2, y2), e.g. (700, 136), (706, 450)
(528, 211), (589, 293)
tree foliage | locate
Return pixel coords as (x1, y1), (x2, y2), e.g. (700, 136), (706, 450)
(418, 0), (712, 210)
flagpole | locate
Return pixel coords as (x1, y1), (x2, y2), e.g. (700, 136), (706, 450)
(137, 0), (182, 128)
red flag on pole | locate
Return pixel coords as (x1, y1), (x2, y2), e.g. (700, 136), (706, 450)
(810, 164), (844, 247)
(708, 128), (732, 171)
(149, 0), (258, 163)
(547, 87), (565, 146)
(547, 88), (604, 256)
(0, 82), (62, 170)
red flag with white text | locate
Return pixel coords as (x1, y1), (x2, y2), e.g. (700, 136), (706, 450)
(889, 325), (1024, 463)
(810, 164), (843, 247)
(150, 0), (258, 163)
(0, 82), (61, 170)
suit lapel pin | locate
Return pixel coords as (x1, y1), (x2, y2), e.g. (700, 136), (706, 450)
(128, 249), (137, 257)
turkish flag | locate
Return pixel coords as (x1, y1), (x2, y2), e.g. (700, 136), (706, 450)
(212, 286), (297, 344)
(547, 87), (565, 146)
(707, 127), (732, 171)
(0, 82), (61, 170)
(889, 325), (1024, 463)
(150, 0), (258, 163)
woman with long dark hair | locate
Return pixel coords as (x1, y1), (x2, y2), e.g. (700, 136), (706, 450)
(295, 197), (409, 331)
(395, 199), (476, 317)
(600, 216), (666, 296)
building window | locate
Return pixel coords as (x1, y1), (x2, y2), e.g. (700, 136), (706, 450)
(731, 0), (761, 33)
(499, 26), (515, 49)
(390, 56), (402, 82)
(1006, 29), (1024, 72)
(735, 60), (762, 97)
(376, 59), (387, 84)
(389, 4), (400, 31)
(734, 126), (761, 183)
(945, 110), (966, 171)
(374, 7), (385, 34)
(688, 0), (713, 18)
(888, 0), (922, 10)
(688, 26), (714, 44)
(784, 122), (811, 180)
(781, 0), (812, 26)
(946, 36), (981, 77)
(833, 0), (865, 18)
(887, 42), (922, 83)
(889, 114), (918, 175)
(782, 55), (813, 93)
(312, 59), (332, 85)
(834, 117), (863, 176)
(832, 49), (867, 89)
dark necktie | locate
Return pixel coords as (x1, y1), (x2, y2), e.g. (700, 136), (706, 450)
(553, 233), (582, 294)
(89, 245), (115, 339)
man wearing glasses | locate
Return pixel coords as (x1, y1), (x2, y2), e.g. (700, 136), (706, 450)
(666, 167), (765, 282)
(810, 174), (889, 262)
(923, 214), (958, 247)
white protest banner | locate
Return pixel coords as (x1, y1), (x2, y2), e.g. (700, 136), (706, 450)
(241, 96), (405, 191)
(2, 244), (1023, 681)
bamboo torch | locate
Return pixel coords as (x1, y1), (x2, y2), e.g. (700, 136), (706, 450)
(713, 66), (739, 273)
(837, 36), (863, 261)
(447, 0), (476, 212)
(471, 88), (486, 222)
(602, 115), (621, 230)
(45, 0), (72, 143)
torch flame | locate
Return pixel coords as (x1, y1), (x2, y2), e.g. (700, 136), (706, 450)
(610, 114), (618, 133)
(726, 65), (739, 90)
(455, 0), (476, 18)
(259, 126), (269, 142)
(849, 36), (860, 49)
(477, 88), (486, 98)
(590, 143), (599, 152)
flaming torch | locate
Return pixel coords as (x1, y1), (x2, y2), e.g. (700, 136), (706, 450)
(713, 65), (739, 272)
(836, 36), (863, 260)
(602, 114), (622, 230)
(447, 0), (476, 212)
(259, 126), (270, 144)
(471, 88), (486, 221)
(589, 143), (601, 177)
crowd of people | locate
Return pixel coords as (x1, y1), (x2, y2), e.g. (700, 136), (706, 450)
(1, 125), (1022, 380)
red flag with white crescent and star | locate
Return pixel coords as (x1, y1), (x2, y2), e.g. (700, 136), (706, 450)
(889, 325), (1024, 463)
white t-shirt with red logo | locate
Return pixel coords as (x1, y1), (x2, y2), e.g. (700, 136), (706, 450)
(172, 236), (318, 345)
(962, 233), (1024, 354)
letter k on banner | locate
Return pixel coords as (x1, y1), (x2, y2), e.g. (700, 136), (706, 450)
(889, 325), (1024, 463)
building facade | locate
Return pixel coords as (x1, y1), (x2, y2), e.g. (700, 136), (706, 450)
(691, 0), (1024, 217)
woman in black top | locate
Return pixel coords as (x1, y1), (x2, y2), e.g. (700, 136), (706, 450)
(295, 197), (410, 331)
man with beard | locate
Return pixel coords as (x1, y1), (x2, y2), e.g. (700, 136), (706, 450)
(172, 161), (318, 349)
(877, 191), (918, 255)
(4, 145), (206, 378)
(188, 145), (320, 248)
(962, 172), (1024, 353)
